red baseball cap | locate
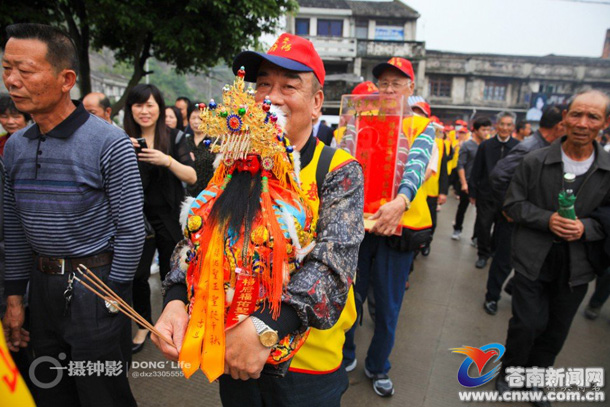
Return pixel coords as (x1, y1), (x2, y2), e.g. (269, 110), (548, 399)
(411, 101), (431, 118)
(372, 57), (414, 81)
(352, 81), (379, 95)
(232, 33), (325, 86)
(455, 119), (468, 127)
(458, 126), (470, 133)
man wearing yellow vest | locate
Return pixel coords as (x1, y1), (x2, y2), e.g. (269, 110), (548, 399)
(342, 57), (435, 397)
(153, 33), (364, 406)
(411, 101), (449, 257)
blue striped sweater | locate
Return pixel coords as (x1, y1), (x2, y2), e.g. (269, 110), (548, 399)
(397, 123), (435, 201)
(3, 103), (145, 295)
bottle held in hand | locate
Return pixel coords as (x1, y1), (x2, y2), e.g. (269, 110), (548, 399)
(558, 172), (576, 220)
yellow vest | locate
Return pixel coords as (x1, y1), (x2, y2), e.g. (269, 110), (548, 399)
(446, 131), (459, 175)
(0, 322), (35, 406)
(400, 116), (433, 231)
(423, 137), (445, 198)
(289, 140), (358, 374)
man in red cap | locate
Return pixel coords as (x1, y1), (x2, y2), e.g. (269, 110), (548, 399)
(343, 56), (436, 397)
(154, 33), (364, 407)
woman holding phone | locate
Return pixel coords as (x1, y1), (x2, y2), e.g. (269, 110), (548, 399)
(124, 84), (196, 353)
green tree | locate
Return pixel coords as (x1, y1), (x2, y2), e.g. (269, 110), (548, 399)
(1, 0), (297, 114)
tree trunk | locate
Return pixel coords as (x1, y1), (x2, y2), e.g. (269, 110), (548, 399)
(60, 0), (91, 97)
(111, 33), (153, 116)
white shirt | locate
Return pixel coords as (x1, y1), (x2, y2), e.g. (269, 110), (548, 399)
(312, 121), (321, 139)
(561, 147), (595, 176)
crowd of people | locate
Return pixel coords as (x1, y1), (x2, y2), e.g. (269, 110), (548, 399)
(1, 22), (609, 407)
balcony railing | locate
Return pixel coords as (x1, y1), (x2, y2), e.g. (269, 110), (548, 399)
(305, 36), (357, 59)
(357, 39), (425, 59)
(302, 36), (426, 60)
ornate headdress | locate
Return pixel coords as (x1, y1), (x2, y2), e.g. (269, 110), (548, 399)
(201, 66), (300, 193)
(179, 68), (316, 382)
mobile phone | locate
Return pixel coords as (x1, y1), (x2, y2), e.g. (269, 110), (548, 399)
(135, 137), (148, 154)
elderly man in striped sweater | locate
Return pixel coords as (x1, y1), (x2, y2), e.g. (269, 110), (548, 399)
(2, 24), (144, 406)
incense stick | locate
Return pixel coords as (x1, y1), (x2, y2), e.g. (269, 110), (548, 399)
(75, 265), (176, 349)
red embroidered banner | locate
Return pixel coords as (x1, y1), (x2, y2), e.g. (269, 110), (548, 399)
(338, 95), (414, 235)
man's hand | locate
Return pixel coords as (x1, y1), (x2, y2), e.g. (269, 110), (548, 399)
(369, 197), (405, 236)
(2, 295), (29, 352)
(438, 194), (447, 205)
(461, 183), (469, 194)
(224, 317), (271, 380)
(152, 300), (188, 361)
(549, 212), (584, 241)
(469, 197), (476, 206)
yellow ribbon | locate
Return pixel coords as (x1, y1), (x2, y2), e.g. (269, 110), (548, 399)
(180, 229), (226, 382)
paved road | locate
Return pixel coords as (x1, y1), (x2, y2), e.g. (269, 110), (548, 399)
(130, 196), (610, 407)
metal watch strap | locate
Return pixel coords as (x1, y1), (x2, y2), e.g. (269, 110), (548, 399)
(250, 316), (269, 334)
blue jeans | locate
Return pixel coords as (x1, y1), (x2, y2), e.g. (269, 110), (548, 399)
(218, 367), (348, 407)
(343, 232), (415, 375)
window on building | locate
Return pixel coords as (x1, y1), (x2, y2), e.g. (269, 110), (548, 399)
(428, 77), (452, 98)
(295, 18), (310, 36)
(484, 82), (507, 101)
(317, 19), (343, 37)
(356, 20), (368, 39)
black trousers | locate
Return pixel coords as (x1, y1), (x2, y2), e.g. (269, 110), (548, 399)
(485, 217), (513, 302)
(589, 267), (610, 309)
(29, 261), (136, 407)
(502, 245), (588, 370)
(147, 215), (181, 281)
(475, 197), (499, 259)
(218, 367), (348, 407)
(453, 189), (470, 232)
(132, 236), (156, 328)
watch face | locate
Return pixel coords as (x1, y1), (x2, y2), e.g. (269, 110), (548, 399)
(260, 330), (279, 348)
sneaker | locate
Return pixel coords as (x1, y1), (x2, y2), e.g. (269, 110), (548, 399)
(483, 300), (498, 315)
(364, 367), (394, 397)
(471, 237), (478, 247)
(531, 387), (552, 407)
(584, 305), (601, 320)
(495, 374), (510, 393)
(451, 230), (462, 240)
(475, 257), (488, 269)
(344, 358), (357, 373)
(150, 262), (160, 275)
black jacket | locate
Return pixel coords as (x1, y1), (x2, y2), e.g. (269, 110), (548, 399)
(316, 123), (334, 146)
(469, 135), (519, 201)
(490, 131), (550, 203)
(504, 138), (610, 286)
(589, 203), (610, 272)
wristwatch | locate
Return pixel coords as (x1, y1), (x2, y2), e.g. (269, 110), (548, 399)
(250, 316), (279, 348)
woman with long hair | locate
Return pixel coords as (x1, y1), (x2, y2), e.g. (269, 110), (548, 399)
(165, 105), (184, 132)
(0, 95), (31, 156)
(124, 84), (196, 353)
(185, 103), (216, 197)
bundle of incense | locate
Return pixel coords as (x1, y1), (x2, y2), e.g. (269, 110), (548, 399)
(75, 264), (175, 349)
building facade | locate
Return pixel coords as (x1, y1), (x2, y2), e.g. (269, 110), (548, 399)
(288, 0), (610, 123)
(286, 0), (425, 112)
(424, 51), (610, 123)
